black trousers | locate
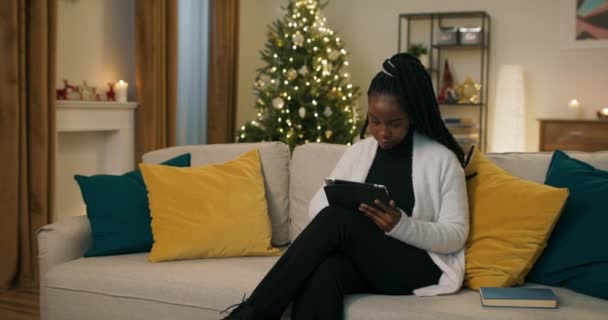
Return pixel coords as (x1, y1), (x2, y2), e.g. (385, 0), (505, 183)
(248, 205), (442, 320)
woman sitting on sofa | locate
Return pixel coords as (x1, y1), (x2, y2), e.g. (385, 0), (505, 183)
(223, 52), (470, 320)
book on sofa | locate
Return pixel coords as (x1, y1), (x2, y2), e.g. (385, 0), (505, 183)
(324, 179), (391, 211)
(480, 287), (558, 309)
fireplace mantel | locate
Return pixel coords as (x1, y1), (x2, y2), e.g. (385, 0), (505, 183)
(55, 100), (138, 220)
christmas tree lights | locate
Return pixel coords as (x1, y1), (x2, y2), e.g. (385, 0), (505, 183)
(236, 0), (361, 150)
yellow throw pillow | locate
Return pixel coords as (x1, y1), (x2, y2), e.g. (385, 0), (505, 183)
(140, 149), (280, 262)
(464, 149), (569, 290)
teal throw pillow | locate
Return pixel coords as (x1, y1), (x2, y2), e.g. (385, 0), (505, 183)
(527, 150), (608, 299)
(75, 153), (191, 257)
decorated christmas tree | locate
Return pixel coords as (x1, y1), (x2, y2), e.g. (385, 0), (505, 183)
(236, 0), (361, 150)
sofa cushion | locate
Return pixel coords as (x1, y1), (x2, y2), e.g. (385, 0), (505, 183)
(486, 151), (608, 183)
(140, 149), (280, 262)
(464, 149), (569, 289)
(44, 254), (608, 320)
(143, 142), (291, 246)
(75, 153), (191, 257)
(527, 150), (608, 299)
(289, 143), (346, 240)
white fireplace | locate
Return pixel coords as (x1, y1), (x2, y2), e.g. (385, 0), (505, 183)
(55, 100), (138, 221)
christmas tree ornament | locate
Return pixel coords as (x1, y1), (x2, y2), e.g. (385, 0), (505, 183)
(272, 97), (285, 110)
(298, 65), (309, 76)
(328, 50), (340, 61)
(287, 68), (298, 81)
(325, 130), (333, 139)
(292, 31), (304, 47)
(299, 107), (306, 118)
(322, 62), (333, 76)
(323, 106), (333, 117)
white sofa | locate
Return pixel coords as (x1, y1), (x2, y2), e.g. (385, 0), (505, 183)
(38, 142), (608, 320)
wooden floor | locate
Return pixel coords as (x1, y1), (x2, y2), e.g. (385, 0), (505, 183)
(0, 288), (39, 320)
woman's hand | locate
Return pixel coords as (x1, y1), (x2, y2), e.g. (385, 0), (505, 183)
(359, 200), (402, 232)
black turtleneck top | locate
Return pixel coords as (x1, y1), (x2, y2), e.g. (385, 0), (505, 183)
(365, 128), (415, 216)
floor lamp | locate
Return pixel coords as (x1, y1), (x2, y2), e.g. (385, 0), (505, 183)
(491, 65), (525, 152)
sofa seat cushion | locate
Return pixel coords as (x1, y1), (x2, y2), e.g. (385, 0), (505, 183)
(344, 285), (607, 320)
(44, 254), (608, 319)
(44, 253), (280, 312)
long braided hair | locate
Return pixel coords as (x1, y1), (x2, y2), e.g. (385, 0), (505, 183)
(360, 53), (465, 167)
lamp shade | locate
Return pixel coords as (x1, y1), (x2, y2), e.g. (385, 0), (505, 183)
(491, 65), (525, 152)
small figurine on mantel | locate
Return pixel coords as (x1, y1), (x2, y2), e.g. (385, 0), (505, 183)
(81, 81), (99, 101)
(106, 82), (116, 101)
(56, 79), (77, 100)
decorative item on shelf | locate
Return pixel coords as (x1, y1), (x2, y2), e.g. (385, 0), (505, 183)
(456, 77), (482, 104)
(106, 82), (116, 101)
(81, 81), (99, 101)
(56, 79), (75, 100)
(437, 27), (459, 45)
(115, 80), (128, 103)
(407, 43), (429, 69)
(598, 107), (608, 120)
(459, 27), (483, 45)
(568, 99), (583, 119)
(438, 59), (458, 104)
(67, 84), (81, 100)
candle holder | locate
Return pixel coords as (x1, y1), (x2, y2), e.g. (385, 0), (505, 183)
(597, 107), (608, 120)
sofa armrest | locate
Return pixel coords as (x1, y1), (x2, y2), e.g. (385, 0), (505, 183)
(37, 215), (91, 279)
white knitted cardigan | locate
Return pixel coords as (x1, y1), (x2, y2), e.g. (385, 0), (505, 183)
(308, 132), (469, 296)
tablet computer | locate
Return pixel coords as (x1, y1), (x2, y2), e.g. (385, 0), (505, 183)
(323, 179), (391, 211)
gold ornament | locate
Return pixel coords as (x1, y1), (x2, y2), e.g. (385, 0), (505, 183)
(287, 68), (298, 81)
(456, 77), (482, 104)
(272, 97), (285, 110)
(325, 130), (333, 139)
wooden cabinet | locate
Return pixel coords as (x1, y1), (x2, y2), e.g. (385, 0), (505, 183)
(538, 119), (608, 152)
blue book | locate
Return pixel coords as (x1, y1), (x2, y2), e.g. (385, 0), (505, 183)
(480, 287), (558, 309)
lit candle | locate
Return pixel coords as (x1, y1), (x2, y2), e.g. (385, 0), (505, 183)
(115, 80), (128, 103)
(568, 99), (582, 118)
(601, 107), (608, 116)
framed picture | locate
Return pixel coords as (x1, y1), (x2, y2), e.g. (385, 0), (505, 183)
(560, 0), (608, 49)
